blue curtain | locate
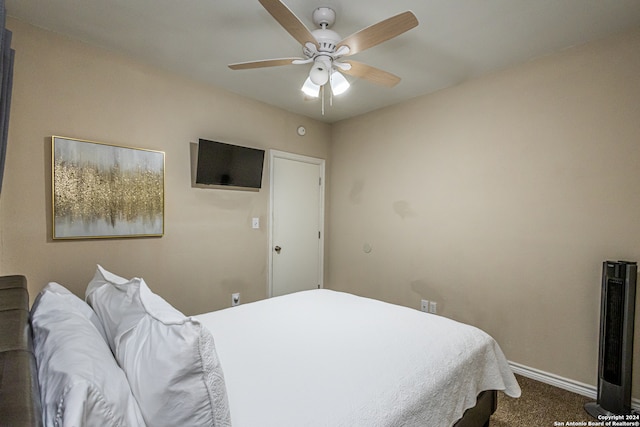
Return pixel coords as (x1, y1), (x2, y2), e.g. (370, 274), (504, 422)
(0, 0), (15, 195)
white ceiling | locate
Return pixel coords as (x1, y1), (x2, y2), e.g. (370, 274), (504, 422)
(6, 0), (640, 123)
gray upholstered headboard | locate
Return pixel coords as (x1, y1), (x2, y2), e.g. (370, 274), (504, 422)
(0, 275), (43, 426)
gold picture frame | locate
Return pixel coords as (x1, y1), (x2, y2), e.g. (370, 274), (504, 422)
(52, 136), (165, 239)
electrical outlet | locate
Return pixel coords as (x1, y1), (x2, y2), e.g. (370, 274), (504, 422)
(232, 293), (240, 307)
(420, 299), (429, 313)
(429, 301), (437, 314)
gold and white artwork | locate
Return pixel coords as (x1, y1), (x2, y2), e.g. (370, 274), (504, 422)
(52, 136), (165, 239)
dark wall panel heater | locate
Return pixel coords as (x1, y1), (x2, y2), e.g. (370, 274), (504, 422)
(585, 261), (637, 417)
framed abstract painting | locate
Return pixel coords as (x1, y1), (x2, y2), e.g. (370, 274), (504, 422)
(52, 136), (165, 239)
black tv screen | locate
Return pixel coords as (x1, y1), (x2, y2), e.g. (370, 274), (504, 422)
(195, 139), (265, 189)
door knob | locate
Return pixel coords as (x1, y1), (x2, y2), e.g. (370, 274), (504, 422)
(274, 246), (282, 254)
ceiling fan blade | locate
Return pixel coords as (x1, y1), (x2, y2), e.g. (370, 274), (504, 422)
(337, 11), (418, 56)
(259, 0), (318, 48)
(341, 61), (401, 87)
(228, 58), (303, 70)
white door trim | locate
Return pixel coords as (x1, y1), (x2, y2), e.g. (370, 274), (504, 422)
(268, 150), (325, 297)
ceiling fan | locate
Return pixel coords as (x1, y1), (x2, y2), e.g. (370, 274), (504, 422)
(228, 0), (419, 111)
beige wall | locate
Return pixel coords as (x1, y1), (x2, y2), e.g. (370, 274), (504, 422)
(328, 28), (640, 392)
(0, 18), (331, 315)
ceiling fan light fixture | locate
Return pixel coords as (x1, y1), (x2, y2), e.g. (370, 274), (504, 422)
(330, 71), (350, 96)
(301, 76), (320, 97)
(309, 57), (331, 86)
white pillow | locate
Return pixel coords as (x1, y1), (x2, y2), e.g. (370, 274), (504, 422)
(86, 265), (231, 427)
(84, 268), (148, 354)
(30, 282), (146, 427)
(31, 282), (110, 344)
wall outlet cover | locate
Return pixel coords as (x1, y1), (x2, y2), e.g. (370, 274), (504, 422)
(420, 299), (429, 312)
(429, 301), (437, 314)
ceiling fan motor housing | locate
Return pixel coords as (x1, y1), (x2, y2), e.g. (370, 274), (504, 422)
(311, 7), (339, 53)
(311, 28), (340, 53)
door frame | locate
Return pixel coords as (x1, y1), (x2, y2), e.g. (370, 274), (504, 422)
(268, 150), (325, 297)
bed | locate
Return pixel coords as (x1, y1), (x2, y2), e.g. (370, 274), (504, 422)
(0, 269), (520, 426)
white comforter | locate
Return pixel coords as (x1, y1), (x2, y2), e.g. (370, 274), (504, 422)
(196, 289), (520, 427)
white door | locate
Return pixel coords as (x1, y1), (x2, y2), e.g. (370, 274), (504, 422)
(269, 151), (324, 297)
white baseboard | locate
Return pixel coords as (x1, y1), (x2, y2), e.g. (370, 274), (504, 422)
(508, 361), (640, 411)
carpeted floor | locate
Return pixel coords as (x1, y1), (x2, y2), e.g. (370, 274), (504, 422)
(491, 374), (594, 426)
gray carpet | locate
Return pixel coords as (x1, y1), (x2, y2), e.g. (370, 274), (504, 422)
(491, 374), (594, 426)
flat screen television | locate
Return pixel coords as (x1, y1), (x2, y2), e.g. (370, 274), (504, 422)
(195, 139), (265, 189)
